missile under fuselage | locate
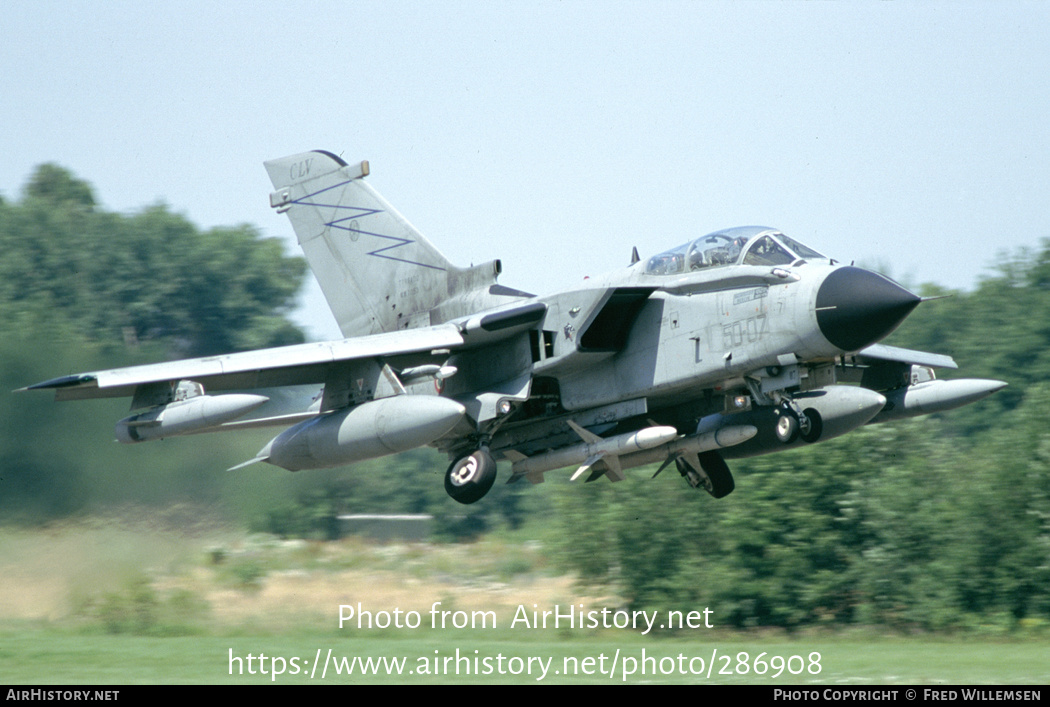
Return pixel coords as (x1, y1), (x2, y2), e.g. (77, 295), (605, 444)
(510, 425), (679, 479)
(116, 393), (270, 443)
(509, 423), (758, 480)
(613, 424), (759, 471)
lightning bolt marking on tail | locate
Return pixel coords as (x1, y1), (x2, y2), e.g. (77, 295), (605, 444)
(292, 180), (446, 271)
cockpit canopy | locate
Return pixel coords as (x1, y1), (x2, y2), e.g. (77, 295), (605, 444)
(644, 226), (827, 276)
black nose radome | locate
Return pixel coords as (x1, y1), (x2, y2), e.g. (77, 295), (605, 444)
(816, 267), (921, 352)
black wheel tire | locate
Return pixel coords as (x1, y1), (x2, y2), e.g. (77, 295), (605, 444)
(775, 409), (800, 444)
(800, 407), (823, 444)
(697, 451), (735, 498)
(444, 450), (497, 504)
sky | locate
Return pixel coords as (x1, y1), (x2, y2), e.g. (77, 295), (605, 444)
(3, 1), (1048, 340)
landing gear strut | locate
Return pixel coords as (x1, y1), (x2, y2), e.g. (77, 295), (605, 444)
(676, 451), (735, 498)
(799, 407), (822, 443)
(445, 449), (497, 504)
(774, 400), (823, 445)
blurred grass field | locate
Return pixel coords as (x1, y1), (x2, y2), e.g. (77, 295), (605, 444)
(2, 516), (1047, 685)
(3, 627), (1048, 684)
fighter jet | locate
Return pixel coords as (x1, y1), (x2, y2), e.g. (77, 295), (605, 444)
(21, 150), (1007, 503)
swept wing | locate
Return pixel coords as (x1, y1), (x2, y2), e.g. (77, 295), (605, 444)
(22, 325), (465, 402)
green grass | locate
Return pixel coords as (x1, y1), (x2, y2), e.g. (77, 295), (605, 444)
(2, 519), (1047, 685)
(1, 626), (1048, 684)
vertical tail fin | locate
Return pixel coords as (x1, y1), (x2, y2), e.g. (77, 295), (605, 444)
(265, 150), (505, 337)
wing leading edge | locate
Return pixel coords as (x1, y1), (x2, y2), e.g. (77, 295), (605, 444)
(20, 324), (466, 402)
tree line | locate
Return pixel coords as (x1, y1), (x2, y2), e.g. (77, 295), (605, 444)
(0, 165), (306, 520)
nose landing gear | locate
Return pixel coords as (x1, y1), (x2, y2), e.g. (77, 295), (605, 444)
(774, 399), (823, 445)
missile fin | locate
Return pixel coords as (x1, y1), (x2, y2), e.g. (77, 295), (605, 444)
(567, 420), (602, 444)
(651, 454), (677, 479)
(228, 455), (269, 471)
(602, 453), (624, 482)
(571, 453), (604, 481)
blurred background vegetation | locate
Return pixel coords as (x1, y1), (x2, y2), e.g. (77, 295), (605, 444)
(1, 164), (1048, 634)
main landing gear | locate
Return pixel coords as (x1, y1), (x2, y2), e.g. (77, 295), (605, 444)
(444, 449), (497, 504)
(676, 451), (735, 499)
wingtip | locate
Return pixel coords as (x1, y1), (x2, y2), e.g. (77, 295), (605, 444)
(18, 374), (97, 391)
